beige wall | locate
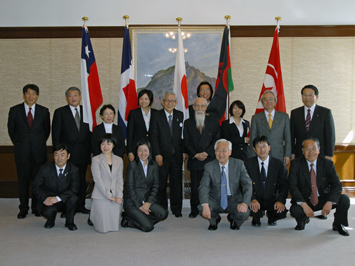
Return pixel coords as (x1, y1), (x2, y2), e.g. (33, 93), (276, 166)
(1, 36), (354, 145)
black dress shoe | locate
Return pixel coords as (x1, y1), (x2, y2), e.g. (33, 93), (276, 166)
(295, 217), (310, 230)
(65, 223), (78, 231)
(60, 212), (66, 218)
(17, 211), (28, 219)
(44, 219), (55, 229)
(316, 215), (327, 220)
(268, 220), (277, 226)
(121, 213), (129, 228)
(208, 215), (221, 231)
(227, 214), (239, 230)
(77, 208), (90, 214)
(251, 218), (261, 227)
(87, 218), (93, 226)
(174, 213), (182, 218)
(333, 224), (349, 236)
(189, 212), (198, 218)
(32, 210), (41, 217)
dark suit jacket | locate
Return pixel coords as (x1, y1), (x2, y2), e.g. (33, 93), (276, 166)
(199, 158), (252, 206)
(221, 118), (250, 161)
(250, 111), (291, 161)
(7, 103), (50, 163)
(288, 156), (342, 205)
(92, 123), (125, 158)
(290, 105), (335, 158)
(123, 160), (159, 209)
(127, 107), (158, 155)
(183, 114), (220, 171)
(52, 105), (91, 164)
(32, 161), (79, 211)
(244, 156), (288, 205)
(150, 108), (184, 163)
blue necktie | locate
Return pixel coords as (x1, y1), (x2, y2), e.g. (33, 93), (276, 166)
(220, 166), (228, 210)
(261, 162), (267, 189)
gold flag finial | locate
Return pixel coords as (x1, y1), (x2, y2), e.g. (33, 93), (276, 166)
(275, 16), (281, 22)
(82, 17), (88, 22)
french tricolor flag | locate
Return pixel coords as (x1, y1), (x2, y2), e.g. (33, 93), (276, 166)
(173, 28), (189, 121)
(81, 26), (103, 131)
(118, 25), (138, 138)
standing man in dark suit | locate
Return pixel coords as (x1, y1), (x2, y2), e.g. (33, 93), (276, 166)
(7, 84), (50, 219)
(244, 136), (288, 227)
(199, 139), (252, 231)
(290, 85), (335, 160)
(150, 91), (185, 217)
(33, 144), (79, 231)
(184, 97), (220, 218)
(289, 138), (350, 236)
(250, 90), (291, 165)
(52, 87), (91, 214)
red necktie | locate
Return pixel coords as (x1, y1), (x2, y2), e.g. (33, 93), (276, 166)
(305, 109), (311, 131)
(28, 107), (33, 129)
(310, 163), (318, 206)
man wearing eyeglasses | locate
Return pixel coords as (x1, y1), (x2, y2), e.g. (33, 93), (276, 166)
(150, 91), (185, 217)
(183, 97), (220, 218)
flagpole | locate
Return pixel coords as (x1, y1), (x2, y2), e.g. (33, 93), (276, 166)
(123, 15), (129, 27)
(275, 16), (281, 31)
(225, 15), (231, 119)
(82, 16), (88, 27)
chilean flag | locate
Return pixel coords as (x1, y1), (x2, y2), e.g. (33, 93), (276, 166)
(173, 28), (189, 121)
(118, 25), (138, 137)
(254, 25), (286, 114)
(81, 26), (103, 132)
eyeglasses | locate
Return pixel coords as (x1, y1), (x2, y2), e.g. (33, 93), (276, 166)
(194, 104), (207, 109)
(163, 99), (176, 104)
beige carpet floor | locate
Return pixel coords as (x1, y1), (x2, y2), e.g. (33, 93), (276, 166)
(0, 198), (354, 266)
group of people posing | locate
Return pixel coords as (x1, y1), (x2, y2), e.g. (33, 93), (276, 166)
(7, 82), (350, 236)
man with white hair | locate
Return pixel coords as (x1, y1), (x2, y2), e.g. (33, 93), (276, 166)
(183, 97), (220, 218)
(198, 139), (252, 230)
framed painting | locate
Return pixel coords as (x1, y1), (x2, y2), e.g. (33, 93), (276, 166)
(131, 26), (224, 109)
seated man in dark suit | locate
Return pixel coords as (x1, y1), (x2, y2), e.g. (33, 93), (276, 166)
(244, 136), (288, 227)
(199, 139), (252, 231)
(33, 144), (79, 231)
(289, 137), (350, 236)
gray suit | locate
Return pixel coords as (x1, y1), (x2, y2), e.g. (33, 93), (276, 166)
(250, 111), (291, 161)
(199, 158), (252, 227)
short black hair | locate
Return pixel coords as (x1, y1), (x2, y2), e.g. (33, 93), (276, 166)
(301, 85), (319, 96)
(229, 100), (246, 118)
(100, 133), (117, 148)
(301, 137), (320, 149)
(135, 138), (154, 165)
(65, 87), (81, 97)
(196, 81), (213, 101)
(23, 84), (39, 95)
(100, 104), (116, 116)
(54, 143), (70, 154)
(253, 136), (270, 148)
(138, 89), (154, 107)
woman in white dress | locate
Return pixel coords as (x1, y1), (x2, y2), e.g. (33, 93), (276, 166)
(89, 133), (123, 233)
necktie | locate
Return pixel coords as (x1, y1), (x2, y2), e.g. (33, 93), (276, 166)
(168, 114), (173, 135)
(199, 126), (203, 134)
(59, 168), (64, 181)
(268, 113), (273, 129)
(305, 109), (311, 131)
(310, 163), (318, 206)
(75, 108), (80, 131)
(261, 162), (267, 189)
(28, 107), (33, 129)
(220, 166), (228, 210)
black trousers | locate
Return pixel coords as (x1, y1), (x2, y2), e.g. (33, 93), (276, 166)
(75, 163), (88, 210)
(250, 200), (288, 222)
(190, 169), (204, 214)
(202, 197), (250, 228)
(16, 156), (45, 213)
(290, 194), (350, 226)
(124, 203), (168, 232)
(156, 155), (182, 214)
(41, 195), (78, 224)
